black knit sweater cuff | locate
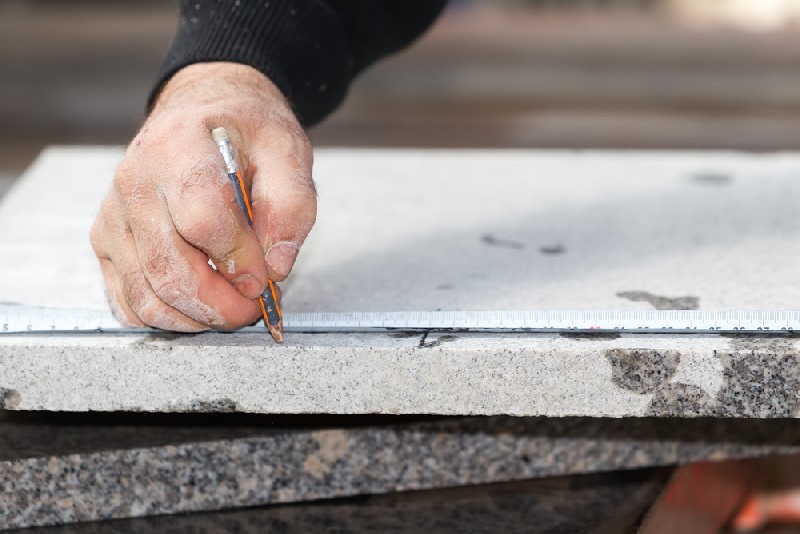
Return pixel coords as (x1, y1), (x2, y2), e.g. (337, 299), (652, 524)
(150, 1), (351, 127)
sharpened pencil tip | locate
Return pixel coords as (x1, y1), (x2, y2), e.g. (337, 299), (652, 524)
(267, 322), (284, 343)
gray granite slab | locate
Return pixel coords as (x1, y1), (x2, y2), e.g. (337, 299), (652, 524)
(1, 148), (800, 416)
(20, 470), (669, 534)
(3, 149), (799, 529)
(2, 331), (800, 416)
(3, 414), (800, 529)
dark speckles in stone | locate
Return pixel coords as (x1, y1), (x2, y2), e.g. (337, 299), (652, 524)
(611, 335), (800, 417)
(0, 387), (21, 409)
(5, 416), (800, 529)
(175, 399), (239, 413)
(645, 383), (717, 417)
(606, 349), (680, 394)
(716, 336), (800, 418)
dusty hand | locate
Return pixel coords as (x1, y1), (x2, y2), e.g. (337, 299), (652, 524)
(91, 63), (316, 331)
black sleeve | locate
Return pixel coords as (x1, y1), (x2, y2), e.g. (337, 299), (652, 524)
(150, 0), (447, 127)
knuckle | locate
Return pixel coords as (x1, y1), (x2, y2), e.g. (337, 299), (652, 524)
(149, 269), (188, 305)
(120, 268), (203, 332)
(138, 244), (189, 304)
(137, 298), (202, 332)
(142, 242), (171, 281)
(285, 188), (318, 231)
(120, 270), (148, 315)
(175, 201), (239, 255)
(106, 291), (142, 328)
(135, 298), (162, 326)
(279, 122), (313, 162)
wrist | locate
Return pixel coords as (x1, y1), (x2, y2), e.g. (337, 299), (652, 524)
(151, 62), (291, 118)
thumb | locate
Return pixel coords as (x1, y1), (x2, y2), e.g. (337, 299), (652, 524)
(249, 130), (317, 282)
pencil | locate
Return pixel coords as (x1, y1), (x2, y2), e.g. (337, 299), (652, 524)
(212, 127), (284, 342)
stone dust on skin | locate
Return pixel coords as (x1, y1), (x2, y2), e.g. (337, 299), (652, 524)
(146, 218), (225, 329)
(104, 286), (140, 329)
(163, 268), (225, 329)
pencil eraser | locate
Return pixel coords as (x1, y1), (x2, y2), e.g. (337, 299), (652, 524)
(211, 127), (229, 143)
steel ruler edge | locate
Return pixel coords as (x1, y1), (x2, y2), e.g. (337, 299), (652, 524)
(1, 305), (799, 334)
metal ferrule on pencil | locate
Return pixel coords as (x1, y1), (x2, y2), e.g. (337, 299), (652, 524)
(213, 134), (239, 175)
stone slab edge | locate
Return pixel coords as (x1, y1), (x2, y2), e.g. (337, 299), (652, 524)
(4, 416), (800, 529)
(2, 332), (800, 417)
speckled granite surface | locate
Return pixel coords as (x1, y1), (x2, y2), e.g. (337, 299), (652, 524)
(23, 470), (669, 534)
(5, 332), (800, 417)
(4, 415), (800, 529)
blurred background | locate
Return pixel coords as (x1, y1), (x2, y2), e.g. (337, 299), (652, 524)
(5, 0), (800, 193)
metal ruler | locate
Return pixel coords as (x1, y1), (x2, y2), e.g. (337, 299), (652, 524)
(1, 304), (798, 334)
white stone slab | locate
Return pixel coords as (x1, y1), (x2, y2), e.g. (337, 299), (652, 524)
(2, 147), (799, 313)
(1, 147), (799, 415)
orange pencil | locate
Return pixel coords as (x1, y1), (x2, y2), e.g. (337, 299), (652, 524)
(212, 127), (283, 342)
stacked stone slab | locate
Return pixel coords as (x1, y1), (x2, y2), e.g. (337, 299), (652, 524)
(2, 148), (800, 528)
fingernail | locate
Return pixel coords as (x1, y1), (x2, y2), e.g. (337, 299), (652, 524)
(266, 242), (299, 279)
(232, 273), (261, 298)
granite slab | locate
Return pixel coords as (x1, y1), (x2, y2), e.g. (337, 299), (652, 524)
(1, 148), (800, 415)
(20, 470), (670, 534)
(4, 414), (800, 530)
(2, 331), (800, 417)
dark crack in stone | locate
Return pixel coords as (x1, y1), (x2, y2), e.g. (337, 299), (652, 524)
(418, 334), (459, 349)
(607, 349), (681, 394)
(561, 332), (621, 340)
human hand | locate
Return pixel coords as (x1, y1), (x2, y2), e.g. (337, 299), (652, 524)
(91, 62), (316, 331)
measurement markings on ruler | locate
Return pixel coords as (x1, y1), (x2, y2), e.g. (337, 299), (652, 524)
(1, 305), (798, 334)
